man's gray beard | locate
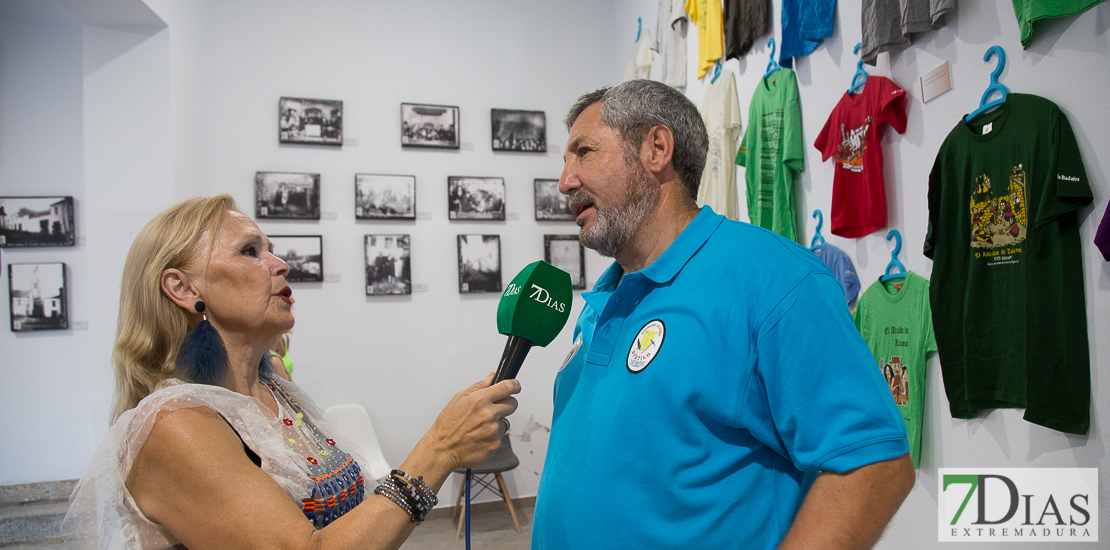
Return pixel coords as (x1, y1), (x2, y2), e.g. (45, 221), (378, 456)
(575, 166), (659, 258)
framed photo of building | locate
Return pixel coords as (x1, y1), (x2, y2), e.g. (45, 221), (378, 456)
(401, 103), (459, 149)
(255, 172), (321, 219)
(545, 235), (586, 290)
(0, 196), (75, 248)
(448, 177), (504, 220)
(8, 262), (67, 332)
(457, 234), (501, 294)
(355, 174), (416, 220)
(364, 234), (411, 295)
(534, 179), (573, 221)
(269, 235), (323, 283)
(491, 109), (546, 152)
(279, 97), (343, 146)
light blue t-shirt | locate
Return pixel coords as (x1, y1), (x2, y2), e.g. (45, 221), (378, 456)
(781, 0), (836, 67)
(814, 242), (861, 304)
(532, 207), (909, 550)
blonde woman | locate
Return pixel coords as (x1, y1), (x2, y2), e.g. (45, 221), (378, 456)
(65, 195), (518, 549)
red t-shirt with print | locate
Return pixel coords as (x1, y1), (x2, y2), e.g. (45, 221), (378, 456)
(814, 76), (907, 238)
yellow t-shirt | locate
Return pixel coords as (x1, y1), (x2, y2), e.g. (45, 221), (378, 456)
(685, 0), (723, 79)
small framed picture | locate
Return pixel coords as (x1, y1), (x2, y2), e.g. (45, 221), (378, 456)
(0, 196), (75, 248)
(279, 97), (343, 146)
(545, 235), (586, 290)
(401, 103), (459, 149)
(534, 179), (574, 221)
(448, 177), (505, 220)
(365, 234), (411, 295)
(355, 174), (416, 220)
(457, 234), (501, 294)
(491, 109), (546, 152)
(9, 262), (67, 332)
(269, 235), (323, 283)
(255, 172), (321, 219)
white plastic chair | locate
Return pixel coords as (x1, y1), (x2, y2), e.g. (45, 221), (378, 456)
(324, 404), (393, 480)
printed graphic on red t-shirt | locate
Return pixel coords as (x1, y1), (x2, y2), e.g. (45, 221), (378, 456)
(836, 116), (872, 173)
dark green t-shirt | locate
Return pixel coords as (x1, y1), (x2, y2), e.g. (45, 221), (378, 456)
(924, 93), (1092, 435)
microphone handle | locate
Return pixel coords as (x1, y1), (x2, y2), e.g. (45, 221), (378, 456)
(494, 334), (534, 383)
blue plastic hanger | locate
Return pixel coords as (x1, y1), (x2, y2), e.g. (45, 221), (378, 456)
(636, 17), (642, 42)
(764, 38), (781, 79)
(881, 230), (907, 282)
(809, 210), (826, 251)
(849, 43), (868, 95)
(964, 46), (1008, 122)
(711, 59), (723, 83)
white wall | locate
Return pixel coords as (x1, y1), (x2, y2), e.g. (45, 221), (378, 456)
(618, 0), (1109, 547)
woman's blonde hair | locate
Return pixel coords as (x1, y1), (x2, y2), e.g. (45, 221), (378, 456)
(111, 195), (237, 420)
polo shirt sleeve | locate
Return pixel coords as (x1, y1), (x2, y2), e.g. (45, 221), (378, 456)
(743, 271), (909, 473)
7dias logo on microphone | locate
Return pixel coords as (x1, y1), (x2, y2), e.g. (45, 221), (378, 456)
(504, 282), (566, 313)
(938, 468), (1097, 542)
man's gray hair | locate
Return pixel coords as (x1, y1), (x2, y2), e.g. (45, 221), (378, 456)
(564, 80), (708, 199)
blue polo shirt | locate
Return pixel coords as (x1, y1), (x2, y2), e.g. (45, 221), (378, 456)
(532, 207), (908, 550)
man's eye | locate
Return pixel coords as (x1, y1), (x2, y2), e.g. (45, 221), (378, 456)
(577, 146), (591, 157)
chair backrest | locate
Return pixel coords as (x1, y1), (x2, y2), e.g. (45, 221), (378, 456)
(324, 404), (392, 480)
(465, 434), (519, 475)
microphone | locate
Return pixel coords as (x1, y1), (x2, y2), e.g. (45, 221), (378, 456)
(493, 260), (573, 383)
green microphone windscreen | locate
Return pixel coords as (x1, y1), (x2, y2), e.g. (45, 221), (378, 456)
(496, 260), (573, 347)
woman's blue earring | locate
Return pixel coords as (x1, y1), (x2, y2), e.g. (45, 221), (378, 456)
(175, 299), (227, 384)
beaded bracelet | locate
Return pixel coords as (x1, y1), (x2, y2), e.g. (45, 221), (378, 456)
(373, 469), (438, 524)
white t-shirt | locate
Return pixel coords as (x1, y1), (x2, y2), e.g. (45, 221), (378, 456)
(697, 69), (742, 219)
(653, 0), (688, 90)
(624, 30), (654, 81)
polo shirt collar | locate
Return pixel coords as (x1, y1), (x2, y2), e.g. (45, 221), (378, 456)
(582, 206), (724, 310)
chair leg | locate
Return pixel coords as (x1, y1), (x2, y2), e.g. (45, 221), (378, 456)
(456, 472), (469, 539)
(494, 472), (522, 533)
(453, 476), (466, 523)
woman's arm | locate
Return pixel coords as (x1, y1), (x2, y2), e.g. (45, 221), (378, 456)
(127, 375), (519, 550)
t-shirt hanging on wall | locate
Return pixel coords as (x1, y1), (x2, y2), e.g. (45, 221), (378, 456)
(624, 31), (654, 81)
(814, 76), (907, 238)
(1012, 0), (1107, 48)
(654, 0), (688, 90)
(1096, 202), (1110, 261)
(814, 242), (861, 303)
(736, 68), (804, 241)
(780, 0), (832, 67)
(686, 0), (723, 79)
(854, 272), (936, 467)
(698, 70), (742, 220)
(925, 93), (1093, 435)
(861, 0), (954, 65)
(723, 0), (769, 60)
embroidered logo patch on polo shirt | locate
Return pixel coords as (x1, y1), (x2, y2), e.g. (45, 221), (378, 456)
(627, 319), (665, 373)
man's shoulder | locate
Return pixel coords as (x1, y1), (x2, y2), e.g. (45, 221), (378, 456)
(701, 218), (832, 280)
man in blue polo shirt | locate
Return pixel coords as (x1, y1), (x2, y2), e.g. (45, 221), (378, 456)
(532, 80), (914, 549)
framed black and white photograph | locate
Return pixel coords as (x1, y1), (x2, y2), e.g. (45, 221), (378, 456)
(8, 262), (67, 332)
(448, 177), (505, 220)
(457, 234), (501, 294)
(545, 235), (586, 290)
(401, 103), (459, 149)
(0, 197), (75, 248)
(355, 174), (416, 220)
(270, 235), (323, 283)
(364, 234), (411, 295)
(534, 179), (574, 221)
(255, 172), (321, 219)
(279, 97), (343, 146)
(491, 109), (546, 152)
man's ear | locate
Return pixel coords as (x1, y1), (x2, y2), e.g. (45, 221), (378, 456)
(161, 268), (200, 311)
(641, 125), (676, 176)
